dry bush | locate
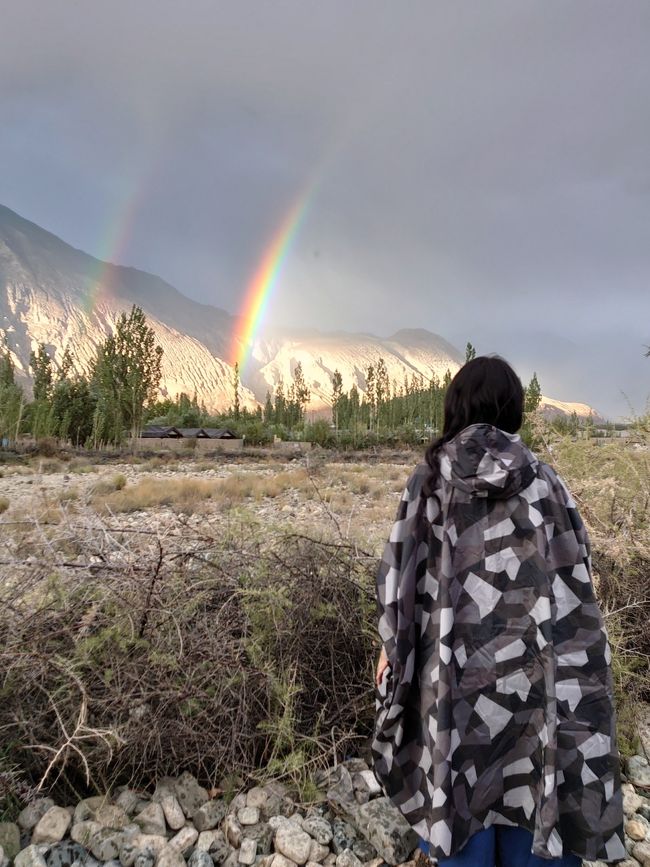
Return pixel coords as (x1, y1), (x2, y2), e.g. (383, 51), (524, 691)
(69, 459), (96, 474)
(0, 497), (9, 514)
(536, 420), (650, 752)
(95, 477), (215, 513)
(212, 470), (310, 505)
(0, 511), (376, 802)
(33, 458), (65, 474)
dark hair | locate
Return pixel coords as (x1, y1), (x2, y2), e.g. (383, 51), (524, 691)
(424, 355), (524, 490)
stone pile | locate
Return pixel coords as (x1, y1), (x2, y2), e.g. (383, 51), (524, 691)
(0, 760), (418, 867)
(2, 753), (650, 867)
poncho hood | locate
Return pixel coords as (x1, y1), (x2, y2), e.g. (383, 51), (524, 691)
(439, 423), (538, 499)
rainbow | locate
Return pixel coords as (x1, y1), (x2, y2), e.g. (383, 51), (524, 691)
(83, 169), (154, 316)
(230, 189), (312, 370)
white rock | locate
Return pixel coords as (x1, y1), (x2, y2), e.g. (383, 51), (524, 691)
(196, 831), (221, 852)
(228, 795), (248, 815)
(90, 829), (125, 861)
(135, 804), (166, 837)
(622, 783), (645, 816)
(627, 756), (650, 788)
(70, 821), (101, 847)
(95, 805), (131, 830)
(268, 817), (290, 832)
(335, 851), (362, 867)
(245, 789), (268, 811)
(274, 826), (313, 866)
(224, 816), (243, 849)
(237, 808), (260, 827)
(353, 772), (381, 798)
(0, 845), (6, 867)
(156, 848), (187, 867)
(15, 845), (48, 867)
(193, 801), (227, 832)
(271, 856), (298, 867)
(308, 840), (330, 863)
(115, 790), (140, 816)
(120, 833), (168, 866)
(302, 818), (333, 847)
(160, 797), (186, 832)
(167, 827), (198, 855)
(633, 840), (650, 867)
(238, 840), (257, 865)
(18, 800), (56, 832)
(32, 807), (72, 844)
(74, 797), (109, 824)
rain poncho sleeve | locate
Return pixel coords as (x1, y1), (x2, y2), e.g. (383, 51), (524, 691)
(376, 463), (430, 671)
(372, 426), (625, 864)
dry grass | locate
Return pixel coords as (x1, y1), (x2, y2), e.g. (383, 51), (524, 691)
(213, 469), (311, 504)
(535, 419), (650, 752)
(97, 477), (216, 513)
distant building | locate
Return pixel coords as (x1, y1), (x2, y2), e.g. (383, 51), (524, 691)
(138, 425), (242, 451)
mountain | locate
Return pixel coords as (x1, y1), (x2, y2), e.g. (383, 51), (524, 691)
(0, 204), (260, 410)
(0, 204), (600, 419)
(246, 327), (464, 410)
(0, 204), (466, 412)
(539, 396), (604, 423)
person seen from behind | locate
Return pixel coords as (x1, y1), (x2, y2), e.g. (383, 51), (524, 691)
(372, 356), (625, 866)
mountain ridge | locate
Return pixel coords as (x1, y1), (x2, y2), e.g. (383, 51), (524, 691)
(0, 203), (601, 419)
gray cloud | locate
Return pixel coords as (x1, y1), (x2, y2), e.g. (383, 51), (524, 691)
(1, 0), (649, 417)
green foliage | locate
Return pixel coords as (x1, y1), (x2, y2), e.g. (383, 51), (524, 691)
(0, 347), (24, 443)
(52, 376), (96, 445)
(465, 341), (477, 363)
(91, 305), (163, 445)
(232, 362), (241, 421)
(304, 419), (335, 447)
(30, 344), (53, 402)
(525, 372), (542, 413)
(331, 369), (343, 430)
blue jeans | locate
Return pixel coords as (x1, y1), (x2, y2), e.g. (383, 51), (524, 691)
(421, 826), (581, 867)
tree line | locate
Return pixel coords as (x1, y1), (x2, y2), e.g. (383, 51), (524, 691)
(0, 306), (162, 447)
(0, 319), (545, 450)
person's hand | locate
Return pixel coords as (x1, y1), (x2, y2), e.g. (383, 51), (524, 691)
(375, 646), (390, 687)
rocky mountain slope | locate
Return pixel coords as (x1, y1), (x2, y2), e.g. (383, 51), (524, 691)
(0, 204), (261, 411)
(0, 205), (465, 412)
(0, 204), (600, 418)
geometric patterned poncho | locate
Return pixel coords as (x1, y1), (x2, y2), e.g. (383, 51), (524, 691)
(372, 423), (625, 863)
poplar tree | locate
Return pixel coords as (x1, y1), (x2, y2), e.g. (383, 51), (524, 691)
(232, 361), (241, 420)
(465, 342), (477, 363)
(30, 344), (53, 402)
(29, 344), (55, 438)
(291, 361), (310, 422)
(92, 306), (163, 444)
(0, 347), (24, 443)
(331, 369), (343, 431)
(365, 364), (376, 431)
(525, 372), (542, 413)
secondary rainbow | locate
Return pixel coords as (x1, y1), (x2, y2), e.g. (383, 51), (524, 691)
(84, 165), (157, 316)
(230, 190), (312, 370)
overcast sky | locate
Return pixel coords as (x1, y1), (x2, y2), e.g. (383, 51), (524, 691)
(1, 1), (649, 418)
